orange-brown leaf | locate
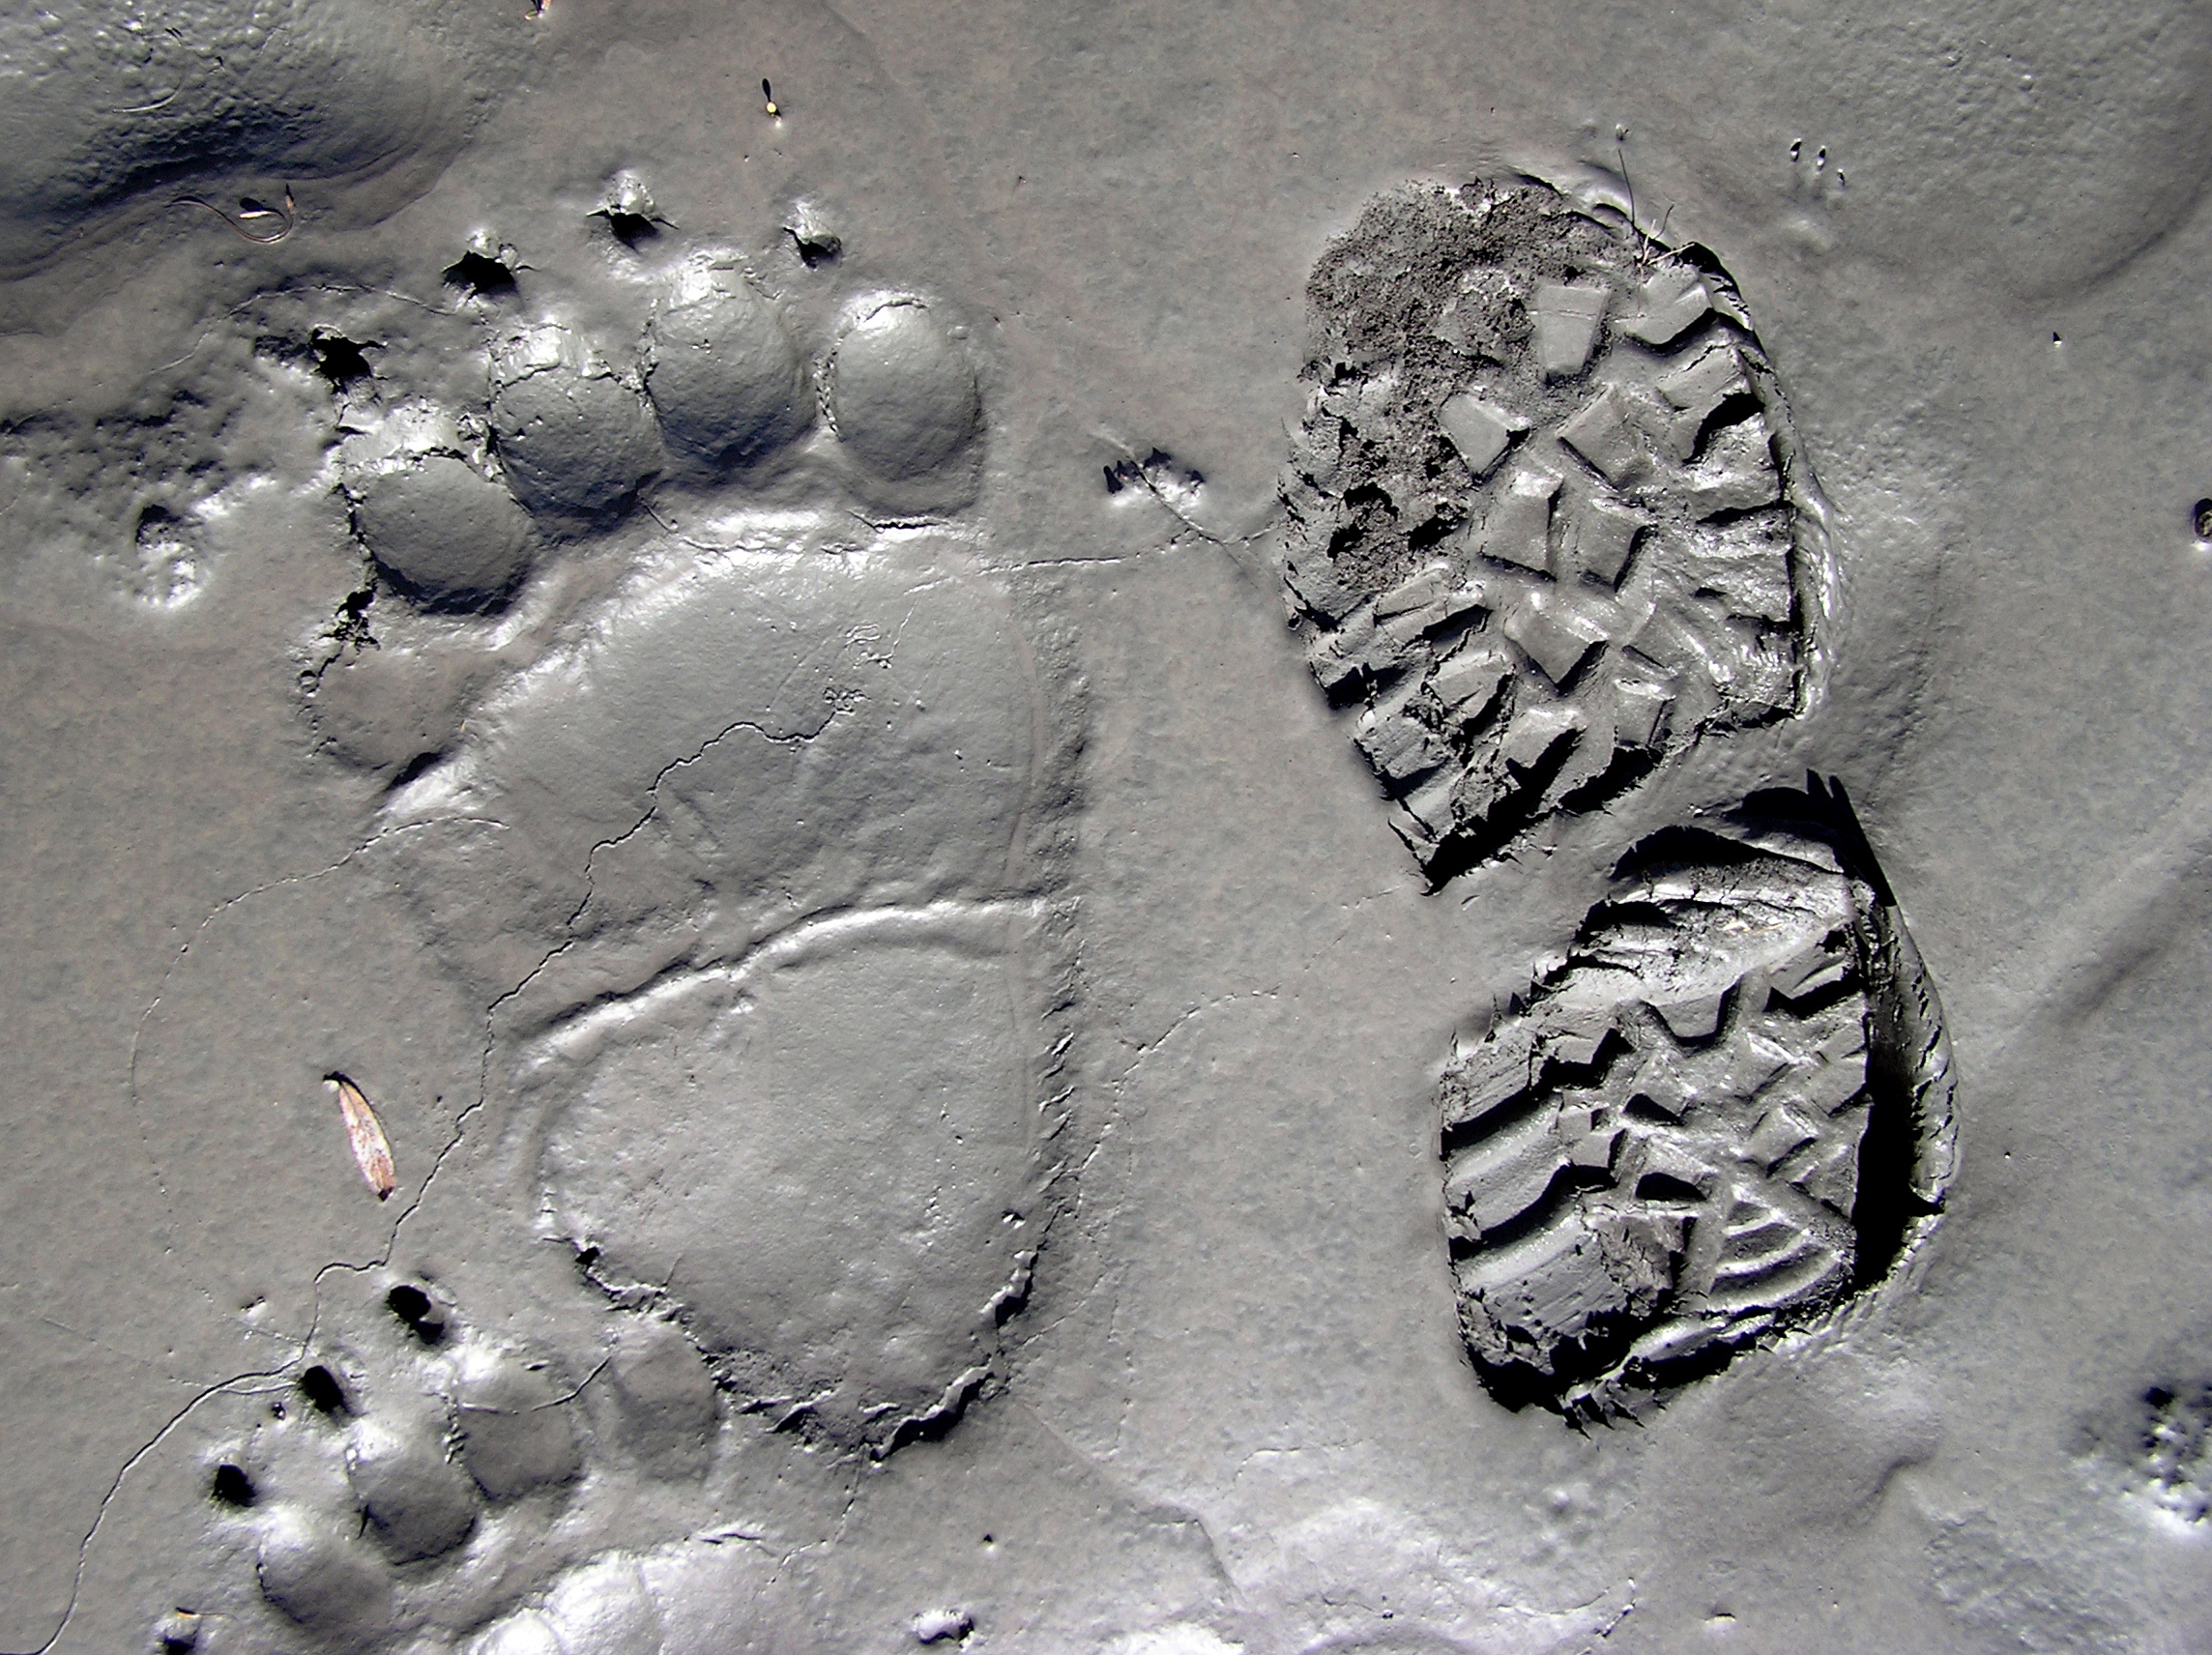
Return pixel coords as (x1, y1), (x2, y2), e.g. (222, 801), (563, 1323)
(327, 1073), (396, 1201)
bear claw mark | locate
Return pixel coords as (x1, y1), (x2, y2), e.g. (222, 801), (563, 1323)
(593, 173), (668, 249)
(445, 237), (522, 302)
(1282, 177), (1828, 879)
(1439, 780), (1954, 1421)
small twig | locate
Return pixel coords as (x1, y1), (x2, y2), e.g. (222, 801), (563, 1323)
(1615, 138), (1653, 277)
(172, 186), (295, 245)
(107, 86), (182, 114)
(105, 33), (192, 114)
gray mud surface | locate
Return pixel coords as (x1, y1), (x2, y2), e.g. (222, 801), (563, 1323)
(7, 1), (2212, 1650)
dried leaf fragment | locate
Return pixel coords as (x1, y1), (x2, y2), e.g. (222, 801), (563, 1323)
(327, 1073), (396, 1201)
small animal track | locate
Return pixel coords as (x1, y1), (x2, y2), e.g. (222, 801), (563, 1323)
(1281, 177), (1826, 878)
(1787, 138), (1848, 199)
(2089, 1353), (2212, 1526)
(2134, 1382), (2212, 1522)
(1438, 782), (1954, 1420)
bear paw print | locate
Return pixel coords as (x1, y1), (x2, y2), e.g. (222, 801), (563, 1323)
(306, 200), (1059, 1476)
(174, 1276), (600, 1650)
